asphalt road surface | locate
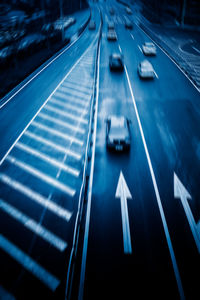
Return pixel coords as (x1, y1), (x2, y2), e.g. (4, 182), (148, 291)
(0, 1), (200, 300)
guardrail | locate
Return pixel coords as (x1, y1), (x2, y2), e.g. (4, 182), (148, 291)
(65, 7), (103, 300)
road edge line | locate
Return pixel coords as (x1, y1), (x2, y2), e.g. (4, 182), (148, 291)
(124, 63), (185, 300)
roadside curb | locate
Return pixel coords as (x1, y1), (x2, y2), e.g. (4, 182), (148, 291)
(0, 8), (91, 106)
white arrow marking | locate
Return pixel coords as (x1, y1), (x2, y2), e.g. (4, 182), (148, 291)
(116, 171), (132, 254)
(174, 172), (200, 253)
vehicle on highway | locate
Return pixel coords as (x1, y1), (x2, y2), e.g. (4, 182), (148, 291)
(124, 17), (133, 29)
(109, 53), (124, 71)
(88, 20), (96, 30)
(106, 115), (131, 151)
(107, 21), (115, 30)
(138, 60), (155, 79)
(107, 30), (117, 41)
(142, 42), (157, 56)
(126, 7), (132, 15)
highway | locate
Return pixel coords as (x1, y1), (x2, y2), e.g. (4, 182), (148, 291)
(0, 0), (200, 300)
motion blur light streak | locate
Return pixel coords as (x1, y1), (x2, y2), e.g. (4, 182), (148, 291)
(0, 0), (200, 299)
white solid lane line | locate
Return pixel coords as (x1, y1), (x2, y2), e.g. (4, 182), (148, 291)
(154, 71), (159, 79)
(0, 234), (60, 291)
(44, 104), (88, 124)
(0, 199), (67, 251)
(24, 131), (81, 160)
(31, 121), (84, 146)
(38, 112), (85, 134)
(124, 64), (185, 300)
(15, 142), (80, 177)
(0, 173), (72, 221)
(6, 155), (76, 197)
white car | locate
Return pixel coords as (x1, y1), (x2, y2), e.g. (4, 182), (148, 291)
(107, 30), (117, 41)
(138, 60), (155, 79)
(142, 42), (156, 56)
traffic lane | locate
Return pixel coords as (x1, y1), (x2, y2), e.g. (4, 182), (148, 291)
(83, 30), (179, 299)
(117, 14), (200, 229)
(0, 6), (100, 162)
(135, 99), (200, 299)
(117, 23), (200, 298)
(127, 21), (200, 103)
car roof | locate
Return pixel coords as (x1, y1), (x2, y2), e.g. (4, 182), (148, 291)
(141, 60), (152, 67)
(109, 115), (126, 126)
(144, 42), (154, 46)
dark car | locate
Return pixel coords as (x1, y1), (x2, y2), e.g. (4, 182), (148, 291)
(107, 21), (115, 30)
(109, 53), (124, 71)
(106, 115), (131, 151)
(107, 30), (117, 41)
(124, 17), (133, 29)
